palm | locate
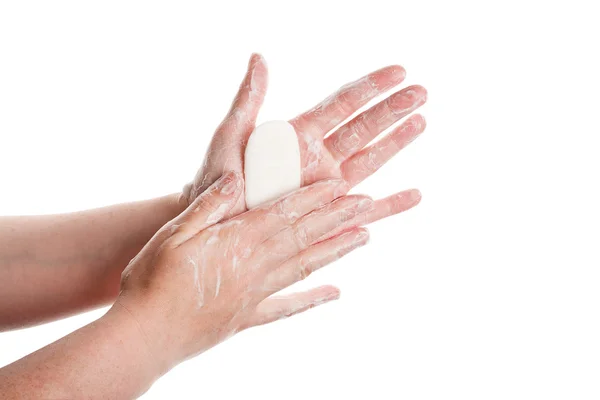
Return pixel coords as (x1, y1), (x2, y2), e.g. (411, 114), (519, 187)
(297, 131), (341, 184)
(187, 54), (427, 222)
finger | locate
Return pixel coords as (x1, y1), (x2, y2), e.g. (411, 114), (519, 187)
(255, 195), (373, 269)
(259, 228), (369, 297)
(190, 54), (268, 199)
(242, 285), (340, 329)
(325, 85), (427, 161)
(222, 53), (268, 141)
(363, 189), (422, 225)
(170, 171), (243, 246)
(242, 178), (349, 242)
(289, 65), (406, 138)
(342, 114), (426, 187)
(319, 189), (422, 241)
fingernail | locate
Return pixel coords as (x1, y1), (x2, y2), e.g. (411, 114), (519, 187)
(340, 197), (373, 222)
(250, 52), (265, 66)
(389, 65), (406, 81)
(327, 291), (341, 301)
(332, 180), (350, 198)
(356, 197), (374, 213)
(346, 229), (370, 249)
(315, 291), (341, 305)
(376, 65), (406, 91)
(397, 116), (426, 145)
(353, 229), (370, 245)
(218, 172), (240, 195)
(406, 189), (422, 205)
(337, 230), (370, 258)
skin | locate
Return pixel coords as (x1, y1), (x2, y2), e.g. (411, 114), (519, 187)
(0, 194), (186, 330)
(0, 54), (427, 397)
(0, 173), (374, 398)
(0, 54), (426, 331)
(184, 53), (427, 224)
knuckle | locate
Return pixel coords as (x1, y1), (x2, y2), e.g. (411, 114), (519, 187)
(334, 123), (362, 156)
(274, 197), (300, 224)
(291, 224), (310, 251)
(332, 92), (356, 115)
(297, 257), (314, 281)
(195, 191), (220, 214)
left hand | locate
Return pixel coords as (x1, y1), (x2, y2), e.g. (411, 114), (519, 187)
(118, 172), (371, 371)
(183, 53), (427, 226)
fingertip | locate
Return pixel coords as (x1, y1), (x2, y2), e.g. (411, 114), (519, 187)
(373, 65), (407, 91)
(354, 227), (370, 245)
(357, 196), (375, 213)
(330, 288), (341, 301)
(249, 53), (268, 74)
(404, 188), (422, 206)
(404, 84), (428, 103)
(409, 113), (427, 132)
(249, 52), (263, 65)
(397, 114), (426, 140)
(322, 227), (370, 259)
(385, 65), (406, 81)
(247, 53), (268, 97)
(419, 86), (428, 102)
(317, 285), (341, 301)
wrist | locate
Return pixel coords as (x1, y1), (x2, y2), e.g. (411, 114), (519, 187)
(102, 301), (171, 382)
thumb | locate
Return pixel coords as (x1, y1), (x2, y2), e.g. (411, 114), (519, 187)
(188, 53), (268, 201)
(224, 52), (269, 142)
(171, 171), (243, 245)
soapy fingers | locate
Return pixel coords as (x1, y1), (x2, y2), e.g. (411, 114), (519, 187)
(185, 55), (426, 233)
(253, 195), (373, 270)
(258, 227), (369, 297)
(116, 173), (374, 368)
(183, 53), (268, 209)
(325, 85), (427, 161)
(242, 178), (348, 241)
(221, 53), (268, 141)
(289, 65), (407, 138)
(341, 114), (426, 187)
(170, 171), (244, 245)
(242, 285), (342, 329)
(319, 189), (422, 242)
(285, 62), (426, 215)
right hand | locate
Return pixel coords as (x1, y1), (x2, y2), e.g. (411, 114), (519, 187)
(182, 54), (426, 224)
(115, 171), (372, 373)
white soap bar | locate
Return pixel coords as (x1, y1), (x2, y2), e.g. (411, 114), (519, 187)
(244, 120), (301, 209)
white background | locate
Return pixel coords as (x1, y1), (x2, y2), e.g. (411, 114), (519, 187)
(1, 1), (599, 399)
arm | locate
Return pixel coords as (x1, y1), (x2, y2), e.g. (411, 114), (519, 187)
(1, 173), (372, 399)
(0, 194), (186, 330)
(0, 303), (161, 399)
(0, 55), (267, 331)
(0, 53), (425, 331)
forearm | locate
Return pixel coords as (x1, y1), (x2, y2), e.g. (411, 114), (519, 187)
(0, 194), (186, 330)
(0, 304), (164, 399)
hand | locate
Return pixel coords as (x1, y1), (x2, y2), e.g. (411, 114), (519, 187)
(117, 171), (372, 372)
(182, 54), (427, 224)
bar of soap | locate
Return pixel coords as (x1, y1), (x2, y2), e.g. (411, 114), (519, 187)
(244, 120), (301, 209)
